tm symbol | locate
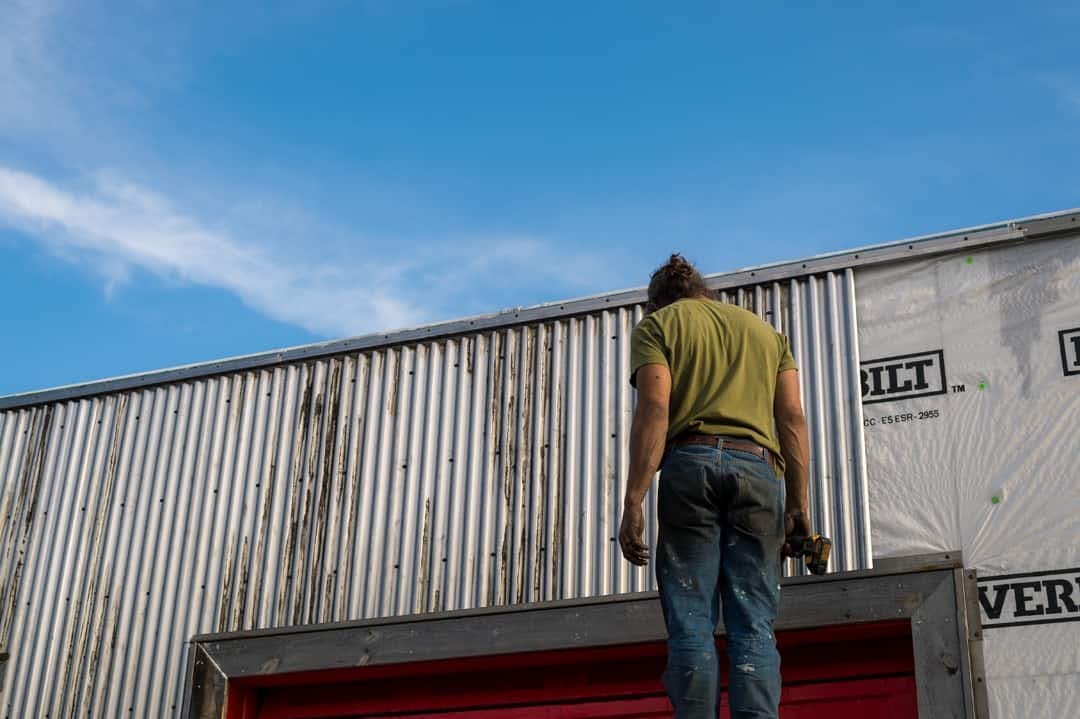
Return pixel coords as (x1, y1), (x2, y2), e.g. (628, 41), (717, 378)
(951, 384), (966, 393)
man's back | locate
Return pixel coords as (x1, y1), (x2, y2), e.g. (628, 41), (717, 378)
(630, 297), (796, 469)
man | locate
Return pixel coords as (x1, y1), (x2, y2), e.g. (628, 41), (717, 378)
(619, 254), (812, 719)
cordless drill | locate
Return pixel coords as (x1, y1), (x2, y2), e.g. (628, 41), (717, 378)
(789, 534), (832, 575)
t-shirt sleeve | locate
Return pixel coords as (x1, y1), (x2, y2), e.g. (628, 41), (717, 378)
(629, 317), (669, 387)
(777, 332), (797, 373)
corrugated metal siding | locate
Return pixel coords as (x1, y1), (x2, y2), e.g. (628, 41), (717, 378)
(0, 270), (868, 718)
(715, 270), (870, 572)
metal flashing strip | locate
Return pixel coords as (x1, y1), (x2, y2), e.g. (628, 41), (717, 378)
(184, 554), (986, 719)
(2, 209), (1076, 410)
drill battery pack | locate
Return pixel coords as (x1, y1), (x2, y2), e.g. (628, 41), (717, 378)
(793, 534), (832, 575)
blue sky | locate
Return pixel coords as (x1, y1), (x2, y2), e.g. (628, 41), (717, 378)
(1, 1), (1078, 397)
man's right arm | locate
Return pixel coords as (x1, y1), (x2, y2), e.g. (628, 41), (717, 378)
(774, 369), (811, 547)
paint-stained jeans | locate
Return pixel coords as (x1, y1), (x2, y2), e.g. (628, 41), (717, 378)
(656, 443), (785, 719)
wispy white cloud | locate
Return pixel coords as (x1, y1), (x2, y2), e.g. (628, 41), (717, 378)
(0, 166), (612, 336)
(0, 0), (184, 144)
(0, 166), (427, 334)
(397, 234), (618, 307)
(0, 1), (615, 340)
(0, 1), (60, 133)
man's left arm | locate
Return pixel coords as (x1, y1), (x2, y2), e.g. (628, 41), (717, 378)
(619, 363), (671, 566)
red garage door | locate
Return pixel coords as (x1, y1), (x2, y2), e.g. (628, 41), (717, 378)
(241, 622), (916, 719)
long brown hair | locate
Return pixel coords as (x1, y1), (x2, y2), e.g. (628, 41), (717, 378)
(646, 253), (708, 311)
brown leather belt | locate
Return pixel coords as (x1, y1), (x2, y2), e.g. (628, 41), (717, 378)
(669, 433), (780, 473)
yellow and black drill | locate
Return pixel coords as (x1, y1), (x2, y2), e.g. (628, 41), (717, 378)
(789, 534), (832, 575)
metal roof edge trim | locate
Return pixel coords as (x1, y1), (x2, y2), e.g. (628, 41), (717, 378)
(3, 209), (1077, 410)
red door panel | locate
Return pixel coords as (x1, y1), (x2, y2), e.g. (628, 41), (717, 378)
(365, 696), (673, 718)
(778, 677), (918, 718)
(248, 622), (917, 719)
(353, 678), (916, 718)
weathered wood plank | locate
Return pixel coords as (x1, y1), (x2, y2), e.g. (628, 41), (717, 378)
(203, 570), (951, 678)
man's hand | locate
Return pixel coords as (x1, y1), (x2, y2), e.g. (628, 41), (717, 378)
(782, 510), (812, 558)
(619, 502), (650, 566)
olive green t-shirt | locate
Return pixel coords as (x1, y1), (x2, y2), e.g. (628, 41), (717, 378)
(629, 297), (797, 473)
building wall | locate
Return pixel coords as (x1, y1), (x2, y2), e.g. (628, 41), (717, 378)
(0, 271), (868, 718)
(855, 235), (1080, 719)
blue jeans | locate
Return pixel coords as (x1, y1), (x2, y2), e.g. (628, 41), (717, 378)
(656, 444), (785, 719)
